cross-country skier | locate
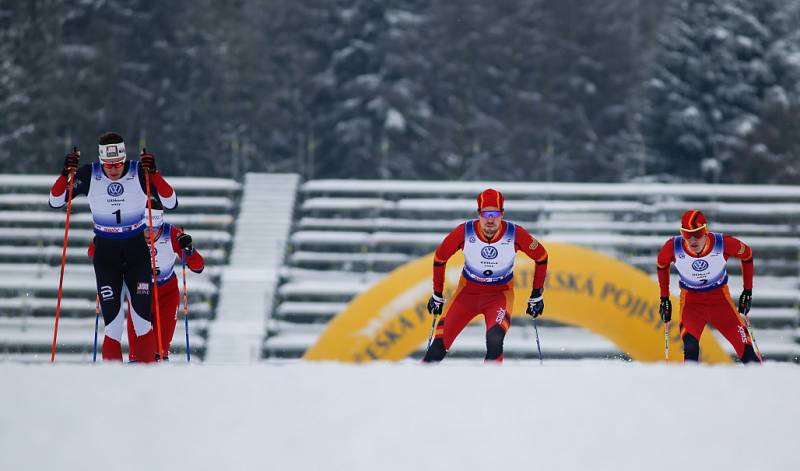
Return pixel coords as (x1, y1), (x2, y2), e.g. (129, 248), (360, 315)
(89, 199), (204, 361)
(422, 189), (548, 363)
(49, 132), (177, 363)
(656, 210), (759, 363)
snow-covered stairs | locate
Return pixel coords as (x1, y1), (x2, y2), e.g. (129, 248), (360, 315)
(205, 173), (299, 363)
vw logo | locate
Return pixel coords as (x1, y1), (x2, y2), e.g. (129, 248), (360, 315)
(691, 260), (709, 271)
(481, 246), (498, 259)
(107, 182), (124, 197)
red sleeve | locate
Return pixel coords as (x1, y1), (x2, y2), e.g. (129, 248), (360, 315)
(170, 226), (205, 273)
(656, 239), (675, 298)
(50, 175), (67, 198)
(432, 224), (466, 293)
(514, 225), (548, 291)
(149, 171), (177, 209)
(723, 235), (753, 290)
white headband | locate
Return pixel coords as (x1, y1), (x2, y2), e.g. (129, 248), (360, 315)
(99, 142), (127, 162)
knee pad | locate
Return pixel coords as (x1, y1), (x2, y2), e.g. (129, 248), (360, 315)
(485, 325), (506, 361)
(740, 344), (759, 364)
(683, 333), (700, 362)
(423, 338), (447, 363)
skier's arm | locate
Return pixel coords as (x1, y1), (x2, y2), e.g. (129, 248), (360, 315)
(171, 226), (205, 273)
(656, 240), (675, 298)
(723, 234), (753, 290)
(49, 165), (90, 208)
(515, 226), (548, 290)
(432, 224), (465, 294)
(137, 151), (177, 209)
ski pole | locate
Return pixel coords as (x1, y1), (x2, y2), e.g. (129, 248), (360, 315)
(92, 294), (100, 362)
(532, 318), (543, 365)
(51, 147), (78, 363)
(664, 321), (670, 362)
(143, 148), (165, 361)
(426, 314), (439, 352)
(742, 313), (763, 364)
(181, 252), (191, 362)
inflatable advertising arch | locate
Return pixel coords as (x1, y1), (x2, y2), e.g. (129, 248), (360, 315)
(304, 243), (731, 364)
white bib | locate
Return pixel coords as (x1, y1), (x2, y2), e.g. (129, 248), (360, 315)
(151, 223), (177, 285)
(462, 221), (517, 284)
(673, 233), (728, 291)
(87, 161), (147, 238)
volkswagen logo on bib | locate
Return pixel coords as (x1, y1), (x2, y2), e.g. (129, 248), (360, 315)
(107, 182), (124, 197)
(481, 246), (498, 260)
(692, 259), (709, 271)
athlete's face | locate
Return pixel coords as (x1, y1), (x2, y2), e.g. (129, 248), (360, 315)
(683, 231), (707, 254)
(478, 206), (503, 238)
(102, 158), (125, 180)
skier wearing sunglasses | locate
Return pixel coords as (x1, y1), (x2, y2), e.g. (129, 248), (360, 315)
(49, 132), (177, 363)
(422, 188), (548, 363)
(656, 210), (759, 363)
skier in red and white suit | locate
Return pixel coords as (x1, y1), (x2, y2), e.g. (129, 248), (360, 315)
(90, 199), (204, 361)
(422, 189), (548, 363)
(656, 210), (759, 363)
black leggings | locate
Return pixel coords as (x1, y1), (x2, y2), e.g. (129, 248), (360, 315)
(93, 232), (153, 328)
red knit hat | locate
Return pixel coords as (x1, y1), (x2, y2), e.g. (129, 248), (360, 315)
(680, 210), (708, 239)
(477, 188), (504, 211)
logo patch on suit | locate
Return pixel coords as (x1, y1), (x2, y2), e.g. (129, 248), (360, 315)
(136, 282), (150, 295)
(691, 260), (709, 271)
(495, 307), (506, 324)
(481, 246), (498, 259)
(107, 182), (124, 197)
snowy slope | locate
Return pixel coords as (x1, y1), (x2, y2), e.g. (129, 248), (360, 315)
(0, 361), (797, 471)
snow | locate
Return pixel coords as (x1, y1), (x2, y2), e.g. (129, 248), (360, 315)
(301, 179), (800, 199)
(0, 361), (797, 471)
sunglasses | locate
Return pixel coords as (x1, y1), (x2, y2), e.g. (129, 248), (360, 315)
(680, 227), (707, 241)
(102, 160), (125, 169)
(479, 210), (503, 219)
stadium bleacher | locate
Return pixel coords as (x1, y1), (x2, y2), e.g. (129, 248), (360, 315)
(1, 175), (798, 363)
(0, 175), (241, 362)
(265, 179), (800, 362)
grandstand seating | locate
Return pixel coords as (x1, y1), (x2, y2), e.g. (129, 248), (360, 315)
(0, 175), (241, 362)
(265, 180), (800, 362)
(2, 174), (799, 364)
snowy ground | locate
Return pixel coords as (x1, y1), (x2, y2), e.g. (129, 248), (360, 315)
(0, 360), (798, 471)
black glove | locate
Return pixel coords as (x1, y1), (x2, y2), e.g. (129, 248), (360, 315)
(426, 292), (444, 316)
(738, 289), (752, 315)
(177, 232), (193, 253)
(659, 297), (672, 323)
(140, 151), (157, 172)
(61, 151), (79, 177)
(526, 288), (544, 318)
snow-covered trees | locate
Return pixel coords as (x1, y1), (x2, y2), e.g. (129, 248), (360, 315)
(644, 0), (800, 183)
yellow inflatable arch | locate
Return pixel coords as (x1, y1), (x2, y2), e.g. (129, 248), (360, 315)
(304, 243), (731, 363)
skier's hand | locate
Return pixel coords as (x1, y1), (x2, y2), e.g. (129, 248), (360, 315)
(140, 151), (157, 172)
(61, 151), (79, 176)
(738, 289), (752, 315)
(526, 288), (544, 319)
(177, 232), (193, 253)
(659, 297), (672, 323)
(426, 292), (444, 316)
